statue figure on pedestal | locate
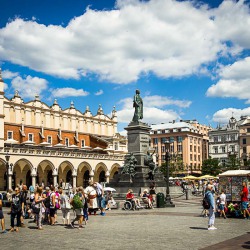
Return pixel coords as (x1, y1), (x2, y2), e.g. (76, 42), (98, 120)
(121, 153), (137, 182)
(144, 150), (157, 180)
(132, 89), (143, 122)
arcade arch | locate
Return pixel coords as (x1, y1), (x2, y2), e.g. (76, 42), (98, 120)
(13, 159), (33, 187)
(77, 162), (92, 188)
(58, 161), (74, 186)
(110, 163), (120, 180)
(94, 162), (108, 183)
(37, 160), (55, 186)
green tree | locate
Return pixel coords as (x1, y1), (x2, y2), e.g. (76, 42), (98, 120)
(225, 154), (241, 170)
(202, 157), (221, 176)
(160, 154), (184, 177)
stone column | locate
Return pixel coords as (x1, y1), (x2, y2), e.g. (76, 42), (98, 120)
(8, 174), (12, 190)
(105, 171), (110, 183)
(32, 175), (36, 187)
(53, 175), (58, 187)
(72, 175), (77, 188)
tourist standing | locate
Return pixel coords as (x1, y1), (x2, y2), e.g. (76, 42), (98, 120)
(49, 186), (56, 225)
(34, 187), (45, 230)
(85, 181), (98, 215)
(219, 190), (227, 219)
(240, 181), (250, 219)
(59, 188), (71, 226)
(94, 182), (105, 216)
(10, 187), (24, 232)
(205, 184), (217, 230)
(0, 192), (7, 233)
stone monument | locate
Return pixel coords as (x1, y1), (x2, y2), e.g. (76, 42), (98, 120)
(109, 89), (166, 197)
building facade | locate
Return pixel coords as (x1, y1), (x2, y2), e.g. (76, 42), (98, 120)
(238, 116), (250, 167)
(150, 120), (211, 176)
(0, 70), (126, 190)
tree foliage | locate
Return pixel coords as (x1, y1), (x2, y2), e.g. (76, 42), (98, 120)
(202, 157), (220, 176)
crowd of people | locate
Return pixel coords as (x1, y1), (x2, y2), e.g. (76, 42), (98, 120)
(0, 180), (116, 233)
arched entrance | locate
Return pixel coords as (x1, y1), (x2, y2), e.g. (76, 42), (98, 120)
(110, 164), (120, 181)
(99, 170), (106, 183)
(37, 160), (55, 187)
(26, 170), (32, 188)
(58, 161), (74, 187)
(84, 170), (90, 188)
(66, 170), (72, 184)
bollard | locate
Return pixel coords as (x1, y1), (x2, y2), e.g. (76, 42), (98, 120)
(185, 189), (189, 200)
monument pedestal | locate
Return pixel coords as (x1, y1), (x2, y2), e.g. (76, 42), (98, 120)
(109, 121), (166, 198)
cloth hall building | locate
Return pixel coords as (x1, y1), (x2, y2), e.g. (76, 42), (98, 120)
(0, 70), (126, 191)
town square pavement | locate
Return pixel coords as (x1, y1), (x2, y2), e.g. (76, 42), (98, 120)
(1, 196), (250, 250)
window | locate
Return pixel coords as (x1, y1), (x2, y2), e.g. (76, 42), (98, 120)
(177, 136), (183, 142)
(247, 128), (250, 133)
(221, 135), (226, 142)
(114, 142), (118, 150)
(190, 145), (192, 152)
(161, 145), (165, 153)
(198, 146), (200, 153)
(243, 138), (247, 144)
(161, 137), (167, 143)
(170, 145), (174, 152)
(222, 146), (226, 153)
(214, 136), (218, 142)
(214, 147), (218, 154)
(170, 137), (174, 143)
(65, 138), (69, 147)
(198, 138), (201, 144)
(231, 134), (235, 141)
(243, 147), (247, 153)
(28, 133), (34, 142)
(190, 137), (193, 142)
(194, 146), (196, 152)
(190, 154), (193, 161)
(231, 145), (235, 152)
(194, 155), (197, 161)
(47, 136), (52, 144)
(81, 140), (85, 148)
(198, 155), (200, 161)
(177, 145), (182, 152)
(7, 131), (13, 140)
(153, 138), (158, 145)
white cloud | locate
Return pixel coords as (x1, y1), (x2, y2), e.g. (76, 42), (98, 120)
(0, 0), (242, 84)
(95, 89), (104, 96)
(206, 57), (250, 103)
(11, 75), (48, 98)
(2, 69), (19, 79)
(116, 95), (190, 124)
(51, 87), (89, 98)
(144, 95), (191, 108)
(212, 107), (250, 124)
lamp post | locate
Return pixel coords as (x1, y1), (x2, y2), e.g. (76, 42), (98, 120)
(164, 142), (175, 207)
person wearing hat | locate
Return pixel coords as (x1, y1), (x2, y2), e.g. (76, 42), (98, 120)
(85, 181), (98, 215)
(205, 184), (217, 230)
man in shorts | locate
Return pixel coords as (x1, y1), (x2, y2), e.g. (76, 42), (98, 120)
(0, 193), (7, 233)
(241, 181), (250, 219)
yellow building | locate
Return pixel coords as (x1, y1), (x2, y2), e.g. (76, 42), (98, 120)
(0, 69), (126, 190)
(150, 120), (211, 176)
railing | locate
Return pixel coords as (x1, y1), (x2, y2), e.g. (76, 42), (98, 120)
(0, 146), (124, 161)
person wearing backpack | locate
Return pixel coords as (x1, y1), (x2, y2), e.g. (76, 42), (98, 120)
(205, 184), (217, 230)
(10, 187), (24, 232)
(70, 188), (84, 229)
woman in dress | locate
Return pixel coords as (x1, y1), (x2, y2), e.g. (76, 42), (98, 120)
(34, 186), (45, 230)
(85, 181), (98, 215)
(59, 188), (71, 226)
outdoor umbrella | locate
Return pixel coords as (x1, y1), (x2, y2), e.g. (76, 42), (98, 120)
(103, 187), (116, 192)
(197, 175), (215, 180)
(182, 175), (197, 180)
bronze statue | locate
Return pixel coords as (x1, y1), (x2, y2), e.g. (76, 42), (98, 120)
(121, 153), (137, 182)
(132, 89), (143, 122)
(144, 150), (157, 180)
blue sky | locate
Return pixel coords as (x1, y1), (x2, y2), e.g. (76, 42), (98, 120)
(1, 0), (250, 133)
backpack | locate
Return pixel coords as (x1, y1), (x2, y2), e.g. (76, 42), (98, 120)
(44, 195), (51, 208)
(72, 194), (83, 209)
(202, 193), (210, 209)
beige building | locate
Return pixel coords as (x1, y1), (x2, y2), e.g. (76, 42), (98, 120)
(150, 120), (211, 176)
(0, 70), (126, 190)
(238, 116), (250, 167)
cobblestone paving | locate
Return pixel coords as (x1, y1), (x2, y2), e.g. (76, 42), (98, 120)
(1, 198), (250, 250)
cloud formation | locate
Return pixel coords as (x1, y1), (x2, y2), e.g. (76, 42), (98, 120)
(51, 88), (89, 98)
(95, 89), (104, 96)
(212, 107), (250, 124)
(1, 0), (249, 84)
(2, 69), (19, 79)
(117, 95), (190, 124)
(11, 75), (48, 98)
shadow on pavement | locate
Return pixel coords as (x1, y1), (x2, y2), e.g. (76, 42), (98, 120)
(242, 240), (250, 249)
(189, 227), (207, 230)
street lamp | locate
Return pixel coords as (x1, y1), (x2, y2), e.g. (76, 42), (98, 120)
(164, 141), (175, 207)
